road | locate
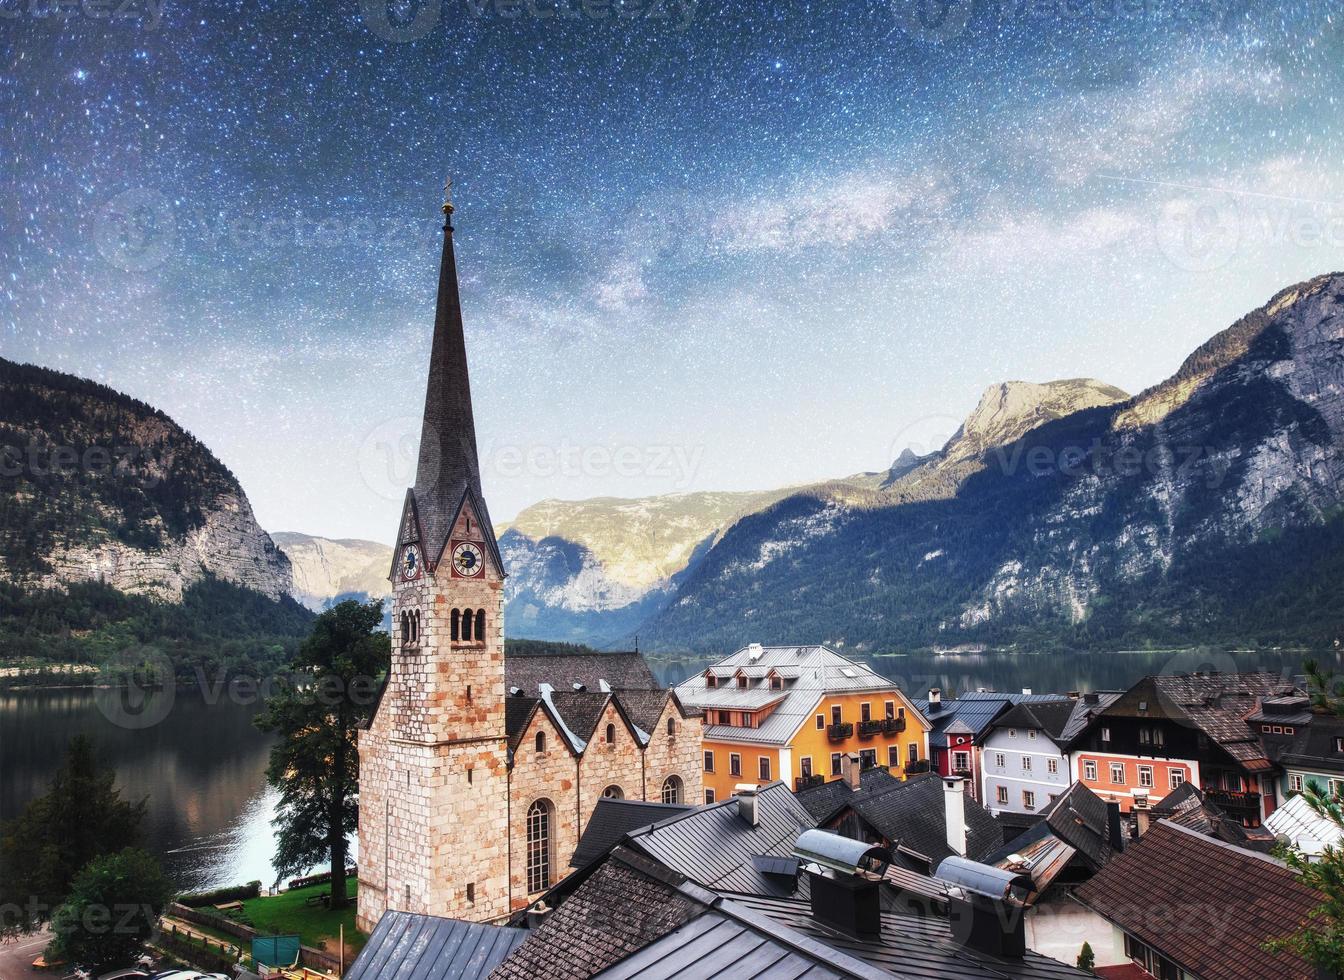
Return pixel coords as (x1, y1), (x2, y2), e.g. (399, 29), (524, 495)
(0, 931), (52, 980)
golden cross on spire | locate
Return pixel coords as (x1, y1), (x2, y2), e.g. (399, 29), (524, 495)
(442, 174), (455, 217)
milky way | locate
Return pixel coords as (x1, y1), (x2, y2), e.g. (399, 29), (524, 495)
(2, 1), (1341, 538)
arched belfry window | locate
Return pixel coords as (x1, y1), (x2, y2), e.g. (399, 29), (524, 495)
(661, 775), (683, 804)
(461, 609), (473, 643)
(451, 608), (460, 642)
(476, 608), (487, 643)
(400, 612), (410, 644)
(526, 800), (553, 893)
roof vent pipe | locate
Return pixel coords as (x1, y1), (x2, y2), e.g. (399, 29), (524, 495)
(735, 783), (760, 827)
(929, 688), (942, 707)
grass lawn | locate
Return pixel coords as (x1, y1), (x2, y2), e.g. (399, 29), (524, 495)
(240, 882), (367, 960)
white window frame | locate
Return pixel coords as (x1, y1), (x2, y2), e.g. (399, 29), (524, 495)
(994, 752), (1006, 768)
(1110, 762), (1126, 785)
(1289, 773), (1304, 793)
(1022, 790), (1036, 811)
(1021, 756), (1032, 772)
(1084, 760), (1098, 781)
(1169, 769), (1185, 790)
(1138, 765), (1154, 788)
(996, 785), (1008, 805)
(1047, 758), (1058, 775)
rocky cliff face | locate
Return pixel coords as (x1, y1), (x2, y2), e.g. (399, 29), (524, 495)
(272, 532), (393, 611)
(0, 358), (292, 601)
(635, 273), (1344, 653)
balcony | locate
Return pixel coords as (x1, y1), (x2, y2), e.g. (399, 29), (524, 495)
(826, 722), (854, 741)
(882, 717), (906, 735)
(1203, 788), (1261, 813)
(795, 774), (825, 791)
(857, 719), (885, 739)
(904, 759), (932, 775)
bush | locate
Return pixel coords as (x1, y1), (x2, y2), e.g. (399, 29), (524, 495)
(178, 881), (262, 908)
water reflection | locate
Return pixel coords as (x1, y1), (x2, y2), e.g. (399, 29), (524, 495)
(0, 688), (285, 891)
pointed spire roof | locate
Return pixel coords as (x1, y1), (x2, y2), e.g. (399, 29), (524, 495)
(412, 183), (496, 565)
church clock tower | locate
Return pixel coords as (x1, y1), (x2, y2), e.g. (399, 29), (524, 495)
(356, 182), (511, 930)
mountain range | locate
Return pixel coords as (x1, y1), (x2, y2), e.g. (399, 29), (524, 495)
(7, 273), (1344, 661)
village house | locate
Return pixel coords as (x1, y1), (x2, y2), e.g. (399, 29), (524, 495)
(355, 194), (701, 930)
(1074, 818), (1325, 979)
(980, 694), (1118, 818)
(911, 690), (1071, 802)
(1069, 672), (1300, 826)
(674, 643), (930, 802)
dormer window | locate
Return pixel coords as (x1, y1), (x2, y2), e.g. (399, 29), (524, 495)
(706, 674), (718, 688)
(770, 676), (783, 690)
(737, 676), (748, 689)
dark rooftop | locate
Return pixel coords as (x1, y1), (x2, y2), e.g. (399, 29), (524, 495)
(1074, 820), (1323, 980)
(571, 797), (693, 869)
(795, 767), (905, 824)
(848, 773), (1001, 866)
(347, 911), (525, 980)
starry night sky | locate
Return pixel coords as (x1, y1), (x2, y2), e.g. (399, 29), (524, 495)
(3, 1), (1342, 539)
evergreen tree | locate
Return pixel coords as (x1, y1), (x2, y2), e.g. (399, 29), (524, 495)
(1265, 779), (1344, 973)
(48, 849), (172, 972)
(255, 600), (388, 909)
(0, 737), (146, 935)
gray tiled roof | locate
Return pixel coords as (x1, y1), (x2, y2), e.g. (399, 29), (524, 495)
(989, 700), (1076, 744)
(795, 768), (905, 824)
(507, 651), (659, 695)
(348, 911), (525, 980)
(1057, 692), (1124, 744)
(727, 892), (1089, 980)
(571, 798), (693, 869)
(626, 782), (818, 898)
(678, 645), (922, 747)
(913, 698), (1016, 750)
(849, 773), (1001, 866)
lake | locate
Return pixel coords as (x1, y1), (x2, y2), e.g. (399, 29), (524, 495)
(0, 687), (288, 892)
(2, 647), (1335, 892)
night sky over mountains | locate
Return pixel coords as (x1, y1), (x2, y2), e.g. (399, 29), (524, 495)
(3, 1), (1342, 538)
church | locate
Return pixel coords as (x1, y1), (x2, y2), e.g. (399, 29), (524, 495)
(355, 187), (703, 931)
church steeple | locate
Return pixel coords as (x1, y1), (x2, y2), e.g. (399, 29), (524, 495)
(412, 178), (496, 567)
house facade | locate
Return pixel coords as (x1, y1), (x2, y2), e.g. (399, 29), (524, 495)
(1252, 693), (1344, 799)
(355, 194), (700, 931)
(979, 700), (1077, 816)
(1070, 673), (1299, 826)
(674, 645), (930, 802)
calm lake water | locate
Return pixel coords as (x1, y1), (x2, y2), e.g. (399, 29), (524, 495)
(0, 687), (289, 892)
(2, 648), (1336, 892)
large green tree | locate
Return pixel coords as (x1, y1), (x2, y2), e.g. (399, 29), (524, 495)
(48, 849), (172, 972)
(256, 600), (388, 909)
(0, 736), (146, 935)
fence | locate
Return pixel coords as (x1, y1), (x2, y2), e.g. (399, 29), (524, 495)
(164, 903), (341, 976)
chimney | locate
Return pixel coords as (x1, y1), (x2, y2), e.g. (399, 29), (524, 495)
(943, 776), (967, 857)
(1133, 791), (1151, 837)
(1106, 800), (1124, 852)
(929, 687), (942, 707)
(808, 869), (882, 937)
(735, 783), (759, 827)
(746, 642), (764, 661)
(842, 753), (862, 790)
(1021, 688), (1032, 696)
(526, 900), (552, 929)
(936, 857), (1029, 959)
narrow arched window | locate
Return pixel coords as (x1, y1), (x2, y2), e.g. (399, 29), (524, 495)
(461, 608), (473, 642)
(535, 730), (546, 753)
(526, 800), (553, 893)
(602, 785), (624, 799)
(451, 608), (460, 641)
(605, 723), (616, 744)
(667, 717), (676, 737)
(400, 612), (410, 644)
(476, 608), (486, 643)
(661, 775), (683, 804)
(409, 611), (419, 643)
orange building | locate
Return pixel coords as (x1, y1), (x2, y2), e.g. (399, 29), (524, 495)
(674, 644), (931, 802)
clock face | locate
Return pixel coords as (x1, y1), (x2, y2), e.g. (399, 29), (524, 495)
(452, 541), (484, 578)
(401, 545), (421, 580)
